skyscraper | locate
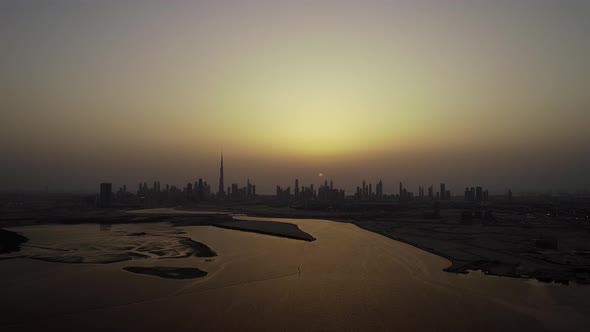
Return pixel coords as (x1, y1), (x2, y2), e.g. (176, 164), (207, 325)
(440, 183), (446, 200)
(218, 153), (225, 197)
(465, 187), (472, 201)
(198, 178), (204, 200)
(100, 183), (112, 207)
(476, 186), (483, 201)
(376, 180), (383, 200)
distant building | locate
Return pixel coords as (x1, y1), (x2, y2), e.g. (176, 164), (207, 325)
(218, 154), (225, 197)
(100, 183), (112, 207)
(465, 187), (475, 201)
(276, 185), (291, 200)
(476, 187), (483, 201)
(399, 181), (408, 201)
(231, 183), (239, 199)
(440, 183), (446, 200)
(186, 182), (193, 199)
(376, 180), (383, 200)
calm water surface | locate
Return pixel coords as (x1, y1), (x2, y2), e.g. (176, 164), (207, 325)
(1, 216), (589, 331)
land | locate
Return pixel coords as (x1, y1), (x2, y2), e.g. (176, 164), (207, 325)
(354, 217), (590, 285)
(1, 192), (590, 284)
(127, 207), (316, 241)
(0, 226), (217, 264)
(214, 220), (316, 241)
(0, 228), (28, 254)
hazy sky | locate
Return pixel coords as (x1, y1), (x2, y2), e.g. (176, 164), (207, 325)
(2, 0), (589, 194)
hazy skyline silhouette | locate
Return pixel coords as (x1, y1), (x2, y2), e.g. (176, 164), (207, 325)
(2, 0), (589, 193)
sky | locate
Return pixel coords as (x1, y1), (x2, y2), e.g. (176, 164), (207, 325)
(2, 0), (589, 194)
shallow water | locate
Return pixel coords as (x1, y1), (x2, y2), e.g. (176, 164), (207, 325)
(1, 216), (589, 331)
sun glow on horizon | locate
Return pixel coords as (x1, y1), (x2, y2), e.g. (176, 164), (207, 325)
(203, 49), (434, 157)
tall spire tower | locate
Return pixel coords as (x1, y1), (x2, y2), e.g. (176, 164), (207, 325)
(218, 153), (225, 197)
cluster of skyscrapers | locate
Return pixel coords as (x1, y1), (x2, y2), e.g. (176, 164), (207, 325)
(278, 180), (461, 203)
(131, 178), (214, 204)
(398, 182), (451, 201)
(277, 179), (346, 202)
(99, 154), (256, 207)
(217, 154), (257, 200)
(464, 186), (490, 202)
(355, 180), (383, 200)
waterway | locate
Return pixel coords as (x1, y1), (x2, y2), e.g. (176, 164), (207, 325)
(1, 216), (589, 331)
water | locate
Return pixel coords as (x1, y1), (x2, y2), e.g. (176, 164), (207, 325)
(1, 216), (589, 331)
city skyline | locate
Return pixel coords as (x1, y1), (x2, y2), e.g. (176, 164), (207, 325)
(97, 154), (512, 197)
(1, 151), (587, 195)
